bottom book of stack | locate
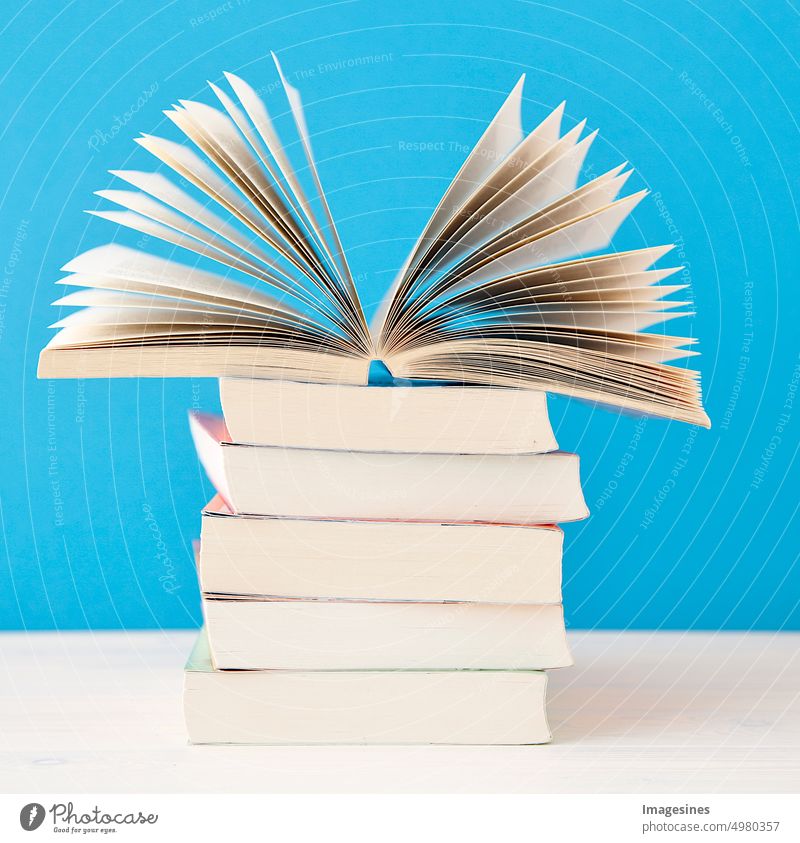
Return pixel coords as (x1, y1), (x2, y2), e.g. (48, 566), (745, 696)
(185, 630), (552, 745)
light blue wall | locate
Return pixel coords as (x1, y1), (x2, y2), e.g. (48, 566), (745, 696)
(1, 0), (798, 630)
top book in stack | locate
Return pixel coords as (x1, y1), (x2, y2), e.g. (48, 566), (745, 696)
(219, 378), (556, 453)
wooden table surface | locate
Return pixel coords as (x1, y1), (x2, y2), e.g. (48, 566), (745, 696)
(2, 630), (798, 793)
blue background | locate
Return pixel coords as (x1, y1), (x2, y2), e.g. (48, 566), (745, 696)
(1, 0), (798, 631)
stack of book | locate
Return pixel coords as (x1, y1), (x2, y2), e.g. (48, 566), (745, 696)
(184, 378), (587, 744)
(38, 58), (708, 745)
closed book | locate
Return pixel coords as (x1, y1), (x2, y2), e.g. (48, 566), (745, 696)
(202, 596), (572, 670)
(199, 496), (563, 603)
(190, 412), (588, 523)
(184, 632), (551, 745)
(220, 378), (557, 454)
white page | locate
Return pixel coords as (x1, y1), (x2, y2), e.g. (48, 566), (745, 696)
(51, 288), (299, 320)
(472, 170), (634, 265)
(405, 77), (527, 267)
(427, 137), (607, 276)
(450, 192), (647, 290)
(388, 178), (640, 342)
(393, 299), (690, 356)
(135, 130), (345, 318)
(95, 189), (301, 282)
(164, 105), (320, 276)
(372, 76), (527, 341)
(62, 245), (303, 314)
(109, 170), (290, 271)
(85, 209), (344, 329)
(441, 308), (688, 333)
(175, 98), (316, 262)
(431, 251), (678, 312)
(410, 111), (579, 287)
(50, 305), (276, 330)
(206, 83), (322, 258)
(272, 56), (358, 298)
(135, 134), (286, 240)
(223, 71), (337, 274)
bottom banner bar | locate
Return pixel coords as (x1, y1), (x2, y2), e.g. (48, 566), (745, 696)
(2, 794), (797, 842)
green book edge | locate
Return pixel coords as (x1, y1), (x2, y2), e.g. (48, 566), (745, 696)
(185, 628), (547, 676)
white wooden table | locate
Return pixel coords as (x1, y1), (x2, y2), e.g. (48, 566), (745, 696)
(1, 630), (797, 793)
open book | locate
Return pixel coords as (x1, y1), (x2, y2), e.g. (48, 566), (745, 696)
(38, 53), (708, 426)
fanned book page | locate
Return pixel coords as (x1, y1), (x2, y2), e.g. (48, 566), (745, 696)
(39, 54), (709, 426)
